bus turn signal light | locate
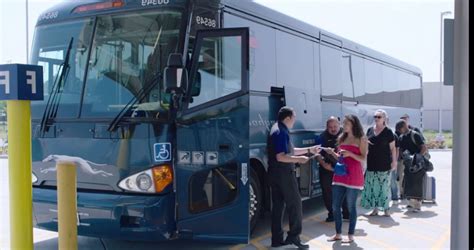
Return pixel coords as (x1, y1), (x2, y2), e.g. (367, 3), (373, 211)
(152, 165), (173, 193)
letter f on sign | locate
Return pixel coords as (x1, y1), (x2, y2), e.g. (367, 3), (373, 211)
(27, 71), (36, 94)
(0, 71), (10, 94)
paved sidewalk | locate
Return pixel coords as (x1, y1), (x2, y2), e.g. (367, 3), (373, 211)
(0, 151), (452, 249)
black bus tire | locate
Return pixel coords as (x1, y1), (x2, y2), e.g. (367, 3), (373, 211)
(249, 168), (262, 234)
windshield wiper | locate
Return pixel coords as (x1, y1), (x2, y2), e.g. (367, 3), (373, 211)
(107, 73), (162, 132)
(39, 37), (74, 136)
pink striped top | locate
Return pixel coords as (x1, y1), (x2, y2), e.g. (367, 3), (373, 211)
(332, 144), (365, 190)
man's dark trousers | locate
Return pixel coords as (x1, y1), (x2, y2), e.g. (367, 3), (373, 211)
(269, 166), (303, 244)
(319, 169), (350, 219)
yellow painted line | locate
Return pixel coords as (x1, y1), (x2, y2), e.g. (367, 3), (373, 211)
(250, 232), (271, 245)
(357, 217), (437, 242)
(252, 240), (267, 250)
(229, 244), (246, 250)
(431, 229), (450, 250)
(245, 210), (326, 248)
(300, 234), (331, 250)
(407, 217), (450, 231)
(310, 215), (397, 250)
(361, 237), (398, 250)
(303, 210), (327, 223)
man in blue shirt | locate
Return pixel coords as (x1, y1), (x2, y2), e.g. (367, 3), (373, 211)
(268, 106), (320, 249)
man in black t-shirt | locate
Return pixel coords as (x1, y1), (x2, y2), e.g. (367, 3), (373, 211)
(315, 116), (349, 222)
(400, 114), (425, 142)
(396, 119), (428, 212)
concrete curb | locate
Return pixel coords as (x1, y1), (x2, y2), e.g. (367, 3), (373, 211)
(428, 148), (452, 152)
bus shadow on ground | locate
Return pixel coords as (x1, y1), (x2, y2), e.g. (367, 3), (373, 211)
(35, 237), (234, 250)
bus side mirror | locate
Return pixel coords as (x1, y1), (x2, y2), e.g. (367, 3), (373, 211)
(191, 71), (201, 97)
(164, 53), (188, 94)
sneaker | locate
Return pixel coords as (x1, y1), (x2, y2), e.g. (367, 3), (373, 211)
(392, 200), (399, 205)
(412, 208), (421, 213)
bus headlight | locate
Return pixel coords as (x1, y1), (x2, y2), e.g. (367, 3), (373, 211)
(136, 173), (152, 191)
(118, 165), (173, 193)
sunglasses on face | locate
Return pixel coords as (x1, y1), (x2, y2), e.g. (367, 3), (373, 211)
(374, 116), (382, 119)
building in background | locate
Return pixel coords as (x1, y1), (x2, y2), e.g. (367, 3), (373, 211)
(422, 81), (453, 131)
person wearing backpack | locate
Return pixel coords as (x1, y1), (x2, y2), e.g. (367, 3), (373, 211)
(395, 119), (428, 212)
(400, 114), (425, 142)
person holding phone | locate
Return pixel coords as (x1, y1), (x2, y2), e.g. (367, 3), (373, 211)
(324, 115), (368, 244)
(315, 116), (350, 222)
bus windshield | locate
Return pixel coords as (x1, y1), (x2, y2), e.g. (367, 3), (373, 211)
(31, 10), (183, 120)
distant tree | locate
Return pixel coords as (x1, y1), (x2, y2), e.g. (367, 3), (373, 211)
(0, 101), (5, 114)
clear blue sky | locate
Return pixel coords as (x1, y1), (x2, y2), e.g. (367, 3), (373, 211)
(0, 0), (454, 82)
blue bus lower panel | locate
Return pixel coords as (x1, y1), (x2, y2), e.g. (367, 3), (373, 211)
(33, 188), (176, 241)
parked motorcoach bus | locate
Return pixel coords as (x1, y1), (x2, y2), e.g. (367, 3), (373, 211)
(30, 0), (422, 243)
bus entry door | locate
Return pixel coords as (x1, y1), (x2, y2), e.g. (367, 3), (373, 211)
(174, 28), (250, 243)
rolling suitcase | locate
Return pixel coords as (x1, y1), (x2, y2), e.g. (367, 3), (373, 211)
(422, 174), (436, 204)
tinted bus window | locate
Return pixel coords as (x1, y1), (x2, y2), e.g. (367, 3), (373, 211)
(189, 35), (242, 108)
(399, 72), (411, 107)
(31, 18), (94, 119)
(342, 53), (354, 101)
(408, 74), (422, 108)
(320, 45), (342, 100)
(313, 43), (321, 95)
(82, 11), (182, 117)
(352, 55), (365, 101)
(223, 13), (276, 92)
(276, 31), (314, 90)
(383, 66), (401, 106)
(364, 59), (383, 104)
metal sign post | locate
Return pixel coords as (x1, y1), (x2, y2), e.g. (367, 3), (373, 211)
(0, 64), (43, 250)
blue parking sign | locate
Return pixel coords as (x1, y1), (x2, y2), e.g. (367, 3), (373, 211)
(154, 143), (172, 162)
(0, 64), (43, 101)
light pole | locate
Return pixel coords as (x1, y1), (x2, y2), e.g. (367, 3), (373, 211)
(437, 10), (451, 144)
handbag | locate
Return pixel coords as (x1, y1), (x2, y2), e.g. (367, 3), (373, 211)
(410, 131), (434, 172)
(423, 155), (434, 172)
(334, 156), (347, 176)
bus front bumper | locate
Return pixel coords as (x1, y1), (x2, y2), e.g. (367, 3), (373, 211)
(33, 187), (176, 241)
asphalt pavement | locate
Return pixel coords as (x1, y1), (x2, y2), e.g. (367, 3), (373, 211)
(0, 151), (452, 249)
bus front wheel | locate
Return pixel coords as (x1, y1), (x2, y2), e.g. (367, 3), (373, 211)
(249, 168), (262, 234)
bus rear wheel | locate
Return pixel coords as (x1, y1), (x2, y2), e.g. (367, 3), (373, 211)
(249, 168), (262, 234)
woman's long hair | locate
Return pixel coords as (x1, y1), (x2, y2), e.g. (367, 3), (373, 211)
(338, 114), (365, 145)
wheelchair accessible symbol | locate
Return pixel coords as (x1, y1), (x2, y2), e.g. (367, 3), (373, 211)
(154, 143), (172, 162)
